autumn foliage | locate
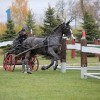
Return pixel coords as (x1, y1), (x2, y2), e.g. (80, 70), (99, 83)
(0, 23), (6, 35)
(10, 0), (28, 26)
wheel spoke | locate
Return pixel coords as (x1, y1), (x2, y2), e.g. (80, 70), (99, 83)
(29, 56), (39, 71)
(3, 54), (15, 72)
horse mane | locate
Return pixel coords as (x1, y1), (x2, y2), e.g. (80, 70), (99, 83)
(50, 23), (65, 34)
(44, 23), (65, 40)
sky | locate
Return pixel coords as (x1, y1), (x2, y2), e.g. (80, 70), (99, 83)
(0, 0), (59, 23)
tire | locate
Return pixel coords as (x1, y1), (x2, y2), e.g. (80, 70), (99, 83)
(3, 53), (16, 72)
(29, 56), (39, 71)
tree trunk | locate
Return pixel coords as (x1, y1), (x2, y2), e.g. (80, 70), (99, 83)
(80, 0), (85, 17)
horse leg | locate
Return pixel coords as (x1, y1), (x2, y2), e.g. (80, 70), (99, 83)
(41, 58), (54, 70)
(41, 58), (58, 70)
(52, 60), (58, 70)
(22, 57), (26, 73)
(24, 51), (32, 74)
(48, 48), (59, 70)
(41, 47), (59, 70)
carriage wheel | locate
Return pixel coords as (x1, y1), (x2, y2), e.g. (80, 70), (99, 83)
(3, 54), (7, 70)
(3, 54), (16, 72)
(29, 56), (39, 71)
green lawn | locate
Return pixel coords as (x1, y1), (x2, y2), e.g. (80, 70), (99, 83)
(0, 50), (100, 100)
(0, 68), (100, 100)
(0, 54), (3, 66)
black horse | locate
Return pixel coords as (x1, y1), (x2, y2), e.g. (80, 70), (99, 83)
(22, 21), (73, 74)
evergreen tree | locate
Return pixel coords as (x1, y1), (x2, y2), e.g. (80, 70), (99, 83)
(1, 19), (16, 41)
(82, 12), (99, 41)
(26, 10), (36, 34)
(55, 14), (62, 25)
(41, 5), (62, 36)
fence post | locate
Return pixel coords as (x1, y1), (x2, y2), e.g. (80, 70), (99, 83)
(94, 39), (99, 57)
(61, 38), (66, 73)
(81, 31), (87, 79)
(98, 39), (100, 69)
(71, 39), (76, 58)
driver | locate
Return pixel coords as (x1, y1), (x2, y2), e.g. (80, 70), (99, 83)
(16, 28), (28, 44)
(12, 27), (28, 54)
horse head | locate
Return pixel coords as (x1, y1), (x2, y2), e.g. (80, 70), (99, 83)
(62, 17), (74, 38)
(62, 22), (72, 38)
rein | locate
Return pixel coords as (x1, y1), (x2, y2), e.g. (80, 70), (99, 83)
(15, 44), (61, 58)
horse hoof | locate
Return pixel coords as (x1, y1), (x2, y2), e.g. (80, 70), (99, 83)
(53, 66), (57, 70)
(27, 71), (32, 74)
(41, 66), (46, 70)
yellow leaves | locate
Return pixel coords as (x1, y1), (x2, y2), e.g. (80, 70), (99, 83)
(15, 25), (22, 33)
(10, 0), (28, 26)
(0, 23), (6, 35)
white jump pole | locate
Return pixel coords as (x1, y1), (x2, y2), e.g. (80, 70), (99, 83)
(61, 62), (66, 72)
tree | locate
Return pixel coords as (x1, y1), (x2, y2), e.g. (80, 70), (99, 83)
(1, 19), (16, 41)
(55, 14), (62, 25)
(82, 12), (99, 41)
(67, 0), (78, 28)
(41, 5), (62, 36)
(0, 23), (6, 36)
(93, 0), (100, 30)
(55, 0), (67, 21)
(26, 10), (36, 34)
(10, 0), (28, 26)
(68, 0), (100, 22)
(80, 0), (85, 16)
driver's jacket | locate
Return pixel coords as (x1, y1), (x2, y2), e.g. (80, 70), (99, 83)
(16, 32), (27, 44)
(12, 32), (27, 54)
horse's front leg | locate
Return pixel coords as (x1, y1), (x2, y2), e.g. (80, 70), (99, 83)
(52, 60), (58, 70)
(41, 58), (58, 70)
(41, 47), (59, 70)
(24, 51), (32, 74)
(41, 58), (54, 70)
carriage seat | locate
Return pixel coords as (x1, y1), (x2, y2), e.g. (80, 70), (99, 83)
(13, 44), (24, 54)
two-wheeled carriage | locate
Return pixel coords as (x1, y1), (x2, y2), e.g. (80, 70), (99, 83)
(3, 20), (73, 72)
(3, 44), (39, 72)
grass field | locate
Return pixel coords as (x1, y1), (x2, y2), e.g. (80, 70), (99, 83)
(0, 49), (100, 100)
(0, 68), (100, 100)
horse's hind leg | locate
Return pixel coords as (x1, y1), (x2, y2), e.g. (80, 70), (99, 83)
(24, 51), (32, 74)
(22, 57), (26, 73)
